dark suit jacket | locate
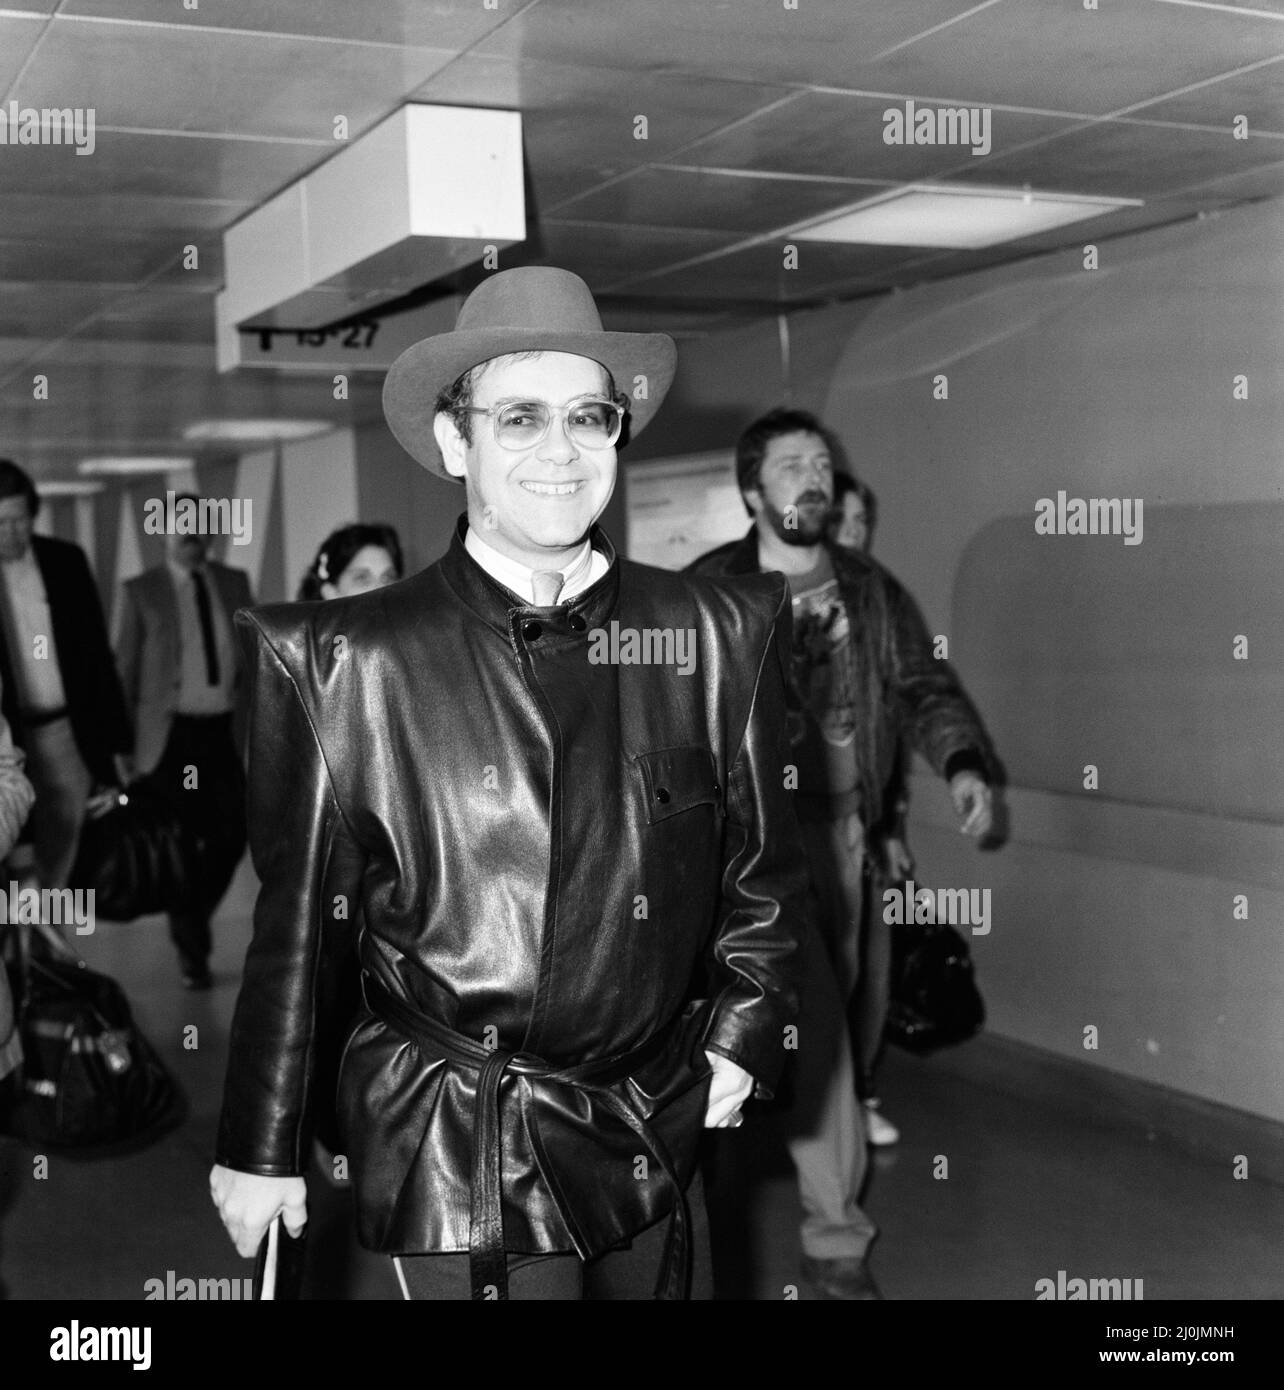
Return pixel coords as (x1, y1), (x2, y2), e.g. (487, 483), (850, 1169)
(0, 534), (132, 787)
(115, 560), (254, 776)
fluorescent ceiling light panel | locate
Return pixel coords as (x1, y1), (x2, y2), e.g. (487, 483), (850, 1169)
(38, 481), (105, 496)
(790, 185), (1143, 249)
(182, 419), (332, 443)
(78, 456), (195, 476)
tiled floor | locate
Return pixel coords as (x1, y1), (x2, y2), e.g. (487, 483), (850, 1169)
(2, 875), (1281, 1301)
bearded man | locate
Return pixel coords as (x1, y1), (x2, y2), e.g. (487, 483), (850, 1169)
(688, 408), (997, 1300)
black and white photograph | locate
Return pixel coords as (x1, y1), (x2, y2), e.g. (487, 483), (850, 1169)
(0, 0), (1279, 1362)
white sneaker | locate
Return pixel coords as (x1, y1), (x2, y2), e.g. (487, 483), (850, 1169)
(863, 1099), (900, 1147)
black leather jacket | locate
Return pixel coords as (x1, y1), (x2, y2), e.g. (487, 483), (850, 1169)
(216, 520), (807, 1260)
(688, 528), (996, 825)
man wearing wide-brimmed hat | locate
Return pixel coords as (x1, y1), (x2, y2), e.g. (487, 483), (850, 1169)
(210, 267), (809, 1300)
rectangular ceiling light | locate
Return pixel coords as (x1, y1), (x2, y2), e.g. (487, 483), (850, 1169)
(182, 419), (333, 443)
(78, 456), (195, 476)
(790, 185), (1143, 249)
(38, 481), (105, 496)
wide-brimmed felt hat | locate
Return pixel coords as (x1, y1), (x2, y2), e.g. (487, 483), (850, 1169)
(382, 266), (677, 479)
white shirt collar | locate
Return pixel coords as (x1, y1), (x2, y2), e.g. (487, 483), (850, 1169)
(167, 557), (208, 584)
(2, 544), (38, 573)
(464, 525), (597, 605)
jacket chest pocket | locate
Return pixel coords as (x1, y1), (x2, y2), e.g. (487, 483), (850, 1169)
(635, 745), (722, 824)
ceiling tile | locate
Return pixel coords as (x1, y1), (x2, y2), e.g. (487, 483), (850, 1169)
(0, 280), (125, 336)
(79, 288), (216, 344)
(413, 53), (795, 213)
(474, 0), (1000, 89)
(555, 166), (895, 235)
(515, 221), (740, 282)
(0, 14), (44, 90)
(13, 17), (454, 140)
(0, 232), (177, 283)
(0, 192), (249, 237)
(1147, 0), (1284, 14)
(0, 340), (41, 373)
(947, 119), (1284, 197)
(845, 0), (1284, 117)
(145, 238), (225, 290)
(61, 0), (524, 48)
(677, 91), (1083, 183)
(1164, 154), (1284, 202)
(0, 129), (325, 202)
(1130, 57), (1284, 133)
(597, 303), (762, 339)
(606, 240), (923, 304)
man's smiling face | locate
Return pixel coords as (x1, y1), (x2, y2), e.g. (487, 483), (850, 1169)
(434, 351), (618, 569)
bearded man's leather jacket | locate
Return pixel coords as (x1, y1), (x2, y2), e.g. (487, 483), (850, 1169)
(688, 528), (997, 826)
(216, 519), (807, 1267)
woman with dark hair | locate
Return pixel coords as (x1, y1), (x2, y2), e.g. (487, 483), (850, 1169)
(828, 470), (876, 554)
(296, 523), (404, 602)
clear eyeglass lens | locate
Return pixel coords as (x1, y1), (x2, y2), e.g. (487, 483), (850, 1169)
(494, 399), (620, 450)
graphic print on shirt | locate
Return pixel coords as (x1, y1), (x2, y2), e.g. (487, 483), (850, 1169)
(790, 576), (858, 750)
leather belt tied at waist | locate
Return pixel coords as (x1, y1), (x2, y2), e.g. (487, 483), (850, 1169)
(362, 976), (693, 1301)
(20, 706), (69, 728)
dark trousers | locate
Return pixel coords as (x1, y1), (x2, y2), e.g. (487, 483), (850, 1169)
(151, 713), (246, 972)
(393, 1170), (713, 1301)
(851, 858), (894, 1098)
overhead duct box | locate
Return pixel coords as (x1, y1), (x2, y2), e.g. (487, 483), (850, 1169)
(216, 104), (524, 372)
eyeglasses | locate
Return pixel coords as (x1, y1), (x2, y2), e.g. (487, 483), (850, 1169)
(461, 396), (626, 451)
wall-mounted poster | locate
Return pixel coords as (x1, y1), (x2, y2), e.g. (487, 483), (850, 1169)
(625, 452), (748, 572)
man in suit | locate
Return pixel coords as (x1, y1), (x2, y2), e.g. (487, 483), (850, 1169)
(0, 460), (132, 893)
(210, 267), (808, 1300)
(115, 505), (254, 988)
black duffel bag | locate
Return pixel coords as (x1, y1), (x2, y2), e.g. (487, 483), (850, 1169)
(68, 776), (197, 921)
(885, 894), (985, 1053)
(0, 923), (185, 1155)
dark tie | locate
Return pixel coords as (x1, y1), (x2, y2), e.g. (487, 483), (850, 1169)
(531, 570), (564, 606)
(191, 569), (220, 685)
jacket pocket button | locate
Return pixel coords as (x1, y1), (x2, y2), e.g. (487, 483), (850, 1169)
(521, 620), (542, 641)
(568, 614), (587, 633)
(656, 787), (670, 804)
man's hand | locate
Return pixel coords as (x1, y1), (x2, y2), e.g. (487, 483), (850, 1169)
(881, 835), (914, 880)
(703, 1051), (754, 1129)
(949, 771), (993, 839)
(84, 784), (121, 821)
(209, 1165), (307, 1258)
